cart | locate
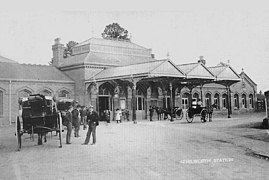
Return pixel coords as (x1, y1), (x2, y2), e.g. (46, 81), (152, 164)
(15, 94), (63, 151)
(185, 106), (208, 123)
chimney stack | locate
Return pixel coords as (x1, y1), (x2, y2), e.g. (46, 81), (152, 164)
(198, 56), (206, 65)
(52, 38), (64, 67)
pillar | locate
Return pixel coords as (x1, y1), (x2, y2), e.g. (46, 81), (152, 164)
(132, 82), (137, 124)
(170, 82), (174, 122)
(227, 85), (232, 118)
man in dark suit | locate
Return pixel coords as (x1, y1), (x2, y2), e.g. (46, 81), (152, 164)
(72, 104), (81, 137)
(66, 105), (73, 144)
(82, 105), (99, 145)
(149, 105), (154, 121)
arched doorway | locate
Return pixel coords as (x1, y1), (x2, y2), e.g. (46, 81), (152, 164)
(242, 94), (247, 108)
(98, 83), (113, 121)
(205, 93), (212, 107)
(249, 94), (254, 108)
(222, 93), (228, 109)
(181, 92), (189, 109)
(234, 94), (239, 109)
(136, 89), (145, 120)
(163, 90), (171, 109)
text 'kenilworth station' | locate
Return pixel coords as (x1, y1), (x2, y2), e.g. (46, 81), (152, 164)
(0, 37), (258, 125)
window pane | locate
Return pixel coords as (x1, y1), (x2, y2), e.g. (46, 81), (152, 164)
(138, 97), (142, 110)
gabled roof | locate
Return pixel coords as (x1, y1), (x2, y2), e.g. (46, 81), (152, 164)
(0, 62), (74, 83)
(0, 55), (18, 63)
(208, 64), (241, 81)
(177, 62), (215, 79)
(86, 59), (185, 82)
(239, 71), (257, 86)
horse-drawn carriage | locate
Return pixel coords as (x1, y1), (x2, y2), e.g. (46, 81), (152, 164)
(156, 107), (184, 120)
(185, 103), (217, 123)
(15, 94), (63, 150)
(185, 105), (208, 123)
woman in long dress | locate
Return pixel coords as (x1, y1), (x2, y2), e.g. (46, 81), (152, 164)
(115, 108), (122, 123)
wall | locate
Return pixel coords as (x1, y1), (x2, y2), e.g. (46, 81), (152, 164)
(0, 80), (74, 126)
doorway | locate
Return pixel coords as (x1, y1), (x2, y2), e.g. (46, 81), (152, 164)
(99, 96), (110, 121)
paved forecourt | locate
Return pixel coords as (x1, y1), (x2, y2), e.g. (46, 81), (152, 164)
(0, 113), (268, 180)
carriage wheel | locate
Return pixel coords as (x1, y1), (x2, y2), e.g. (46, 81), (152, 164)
(58, 113), (63, 148)
(186, 110), (194, 123)
(175, 109), (184, 120)
(16, 116), (22, 151)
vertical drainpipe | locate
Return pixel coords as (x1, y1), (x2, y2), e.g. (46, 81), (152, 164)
(9, 80), (12, 125)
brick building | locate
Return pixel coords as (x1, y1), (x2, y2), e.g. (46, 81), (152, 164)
(0, 37), (257, 125)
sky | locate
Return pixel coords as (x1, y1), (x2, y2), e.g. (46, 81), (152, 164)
(0, 0), (269, 92)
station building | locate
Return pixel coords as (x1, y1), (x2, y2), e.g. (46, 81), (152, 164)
(0, 37), (257, 126)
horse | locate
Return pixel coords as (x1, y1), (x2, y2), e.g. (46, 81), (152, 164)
(155, 106), (164, 120)
(205, 103), (218, 122)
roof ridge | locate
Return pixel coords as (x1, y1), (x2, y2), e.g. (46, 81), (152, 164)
(75, 37), (148, 50)
(177, 62), (198, 66)
(20, 63), (50, 67)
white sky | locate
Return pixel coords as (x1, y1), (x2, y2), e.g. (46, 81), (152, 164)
(0, 0), (269, 92)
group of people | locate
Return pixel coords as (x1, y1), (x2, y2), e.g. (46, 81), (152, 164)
(149, 105), (167, 121)
(63, 104), (99, 145)
(114, 108), (130, 123)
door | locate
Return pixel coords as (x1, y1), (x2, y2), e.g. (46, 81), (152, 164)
(99, 96), (110, 121)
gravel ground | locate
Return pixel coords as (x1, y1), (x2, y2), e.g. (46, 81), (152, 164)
(0, 112), (268, 180)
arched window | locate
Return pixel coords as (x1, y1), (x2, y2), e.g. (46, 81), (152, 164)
(205, 93), (211, 107)
(58, 90), (70, 98)
(40, 89), (52, 96)
(0, 90), (3, 116)
(99, 87), (110, 96)
(192, 92), (199, 102)
(242, 94), (247, 108)
(137, 89), (145, 110)
(234, 94), (239, 109)
(222, 94), (228, 109)
(18, 89), (32, 98)
(214, 93), (220, 110)
(249, 94), (254, 108)
(151, 86), (158, 99)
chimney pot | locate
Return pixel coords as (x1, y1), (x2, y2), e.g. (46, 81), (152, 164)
(54, 38), (61, 45)
(198, 56), (206, 65)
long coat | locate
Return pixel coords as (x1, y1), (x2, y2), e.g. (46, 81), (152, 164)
(72, 108), (80, 127)
(87, 111), (99, 126)
(115, 109), (121, 121)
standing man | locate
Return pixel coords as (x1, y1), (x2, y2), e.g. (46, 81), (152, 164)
(80, 106), (87, 130)
(82, 105), (99, 145)
(104, 109), (110, 123)
(156, 107), (162, 120)
(66, 105), (73, 144)
(149, 106), (154, 121)
(72, 105), (81, 137)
